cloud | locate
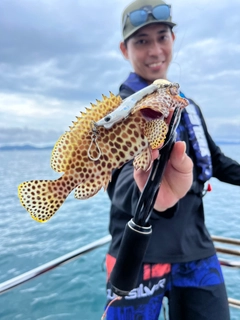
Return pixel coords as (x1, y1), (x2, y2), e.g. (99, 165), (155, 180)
(0, 0), (240, 145)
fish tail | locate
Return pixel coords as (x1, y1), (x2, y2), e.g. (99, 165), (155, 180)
(18, 176), (72, 223)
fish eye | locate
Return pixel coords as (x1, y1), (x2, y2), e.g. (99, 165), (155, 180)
(169, 86), (179, 96)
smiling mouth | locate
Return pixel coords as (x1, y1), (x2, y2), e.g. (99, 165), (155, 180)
(148, 62), (163, 68)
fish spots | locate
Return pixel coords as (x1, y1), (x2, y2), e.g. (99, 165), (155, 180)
(130, 137), (137, 144)
(108, 153), (114, 159)
(134, 130), (140, 138)
(102, 136), (109, 144)
(122, 133), (128, 139)
(109, 133), (115, 141)
(126, 141), (132, 148)
(111, 148), (118, 154)
(114, 127), (122, 135)
(89, 150), (99, 160)
(109, 141), (114, 147)
(118, 161), (125, 167)
(116, 137), (123, 144)
(119, 151), (125, 158)
(127, 129), (132, 135)
(114, 143), (121, 150)
(97, 165), (102, 172)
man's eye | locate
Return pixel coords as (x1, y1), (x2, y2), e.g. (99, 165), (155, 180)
(136, 39), (147, 44)
(160, 35), (168, 41)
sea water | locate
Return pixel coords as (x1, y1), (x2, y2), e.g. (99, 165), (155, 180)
(0, 144), (239, 320)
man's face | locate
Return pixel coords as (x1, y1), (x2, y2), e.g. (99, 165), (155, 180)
(120, 23), (175, 84)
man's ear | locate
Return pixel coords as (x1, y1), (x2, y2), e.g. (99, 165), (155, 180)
(120, 41), (129, 60)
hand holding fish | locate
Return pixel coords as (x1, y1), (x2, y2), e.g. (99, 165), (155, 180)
(134, 141), (193, 212)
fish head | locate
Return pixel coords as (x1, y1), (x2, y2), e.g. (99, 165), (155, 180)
(130, 79), (189, 149)
(131, 79), (188, 118)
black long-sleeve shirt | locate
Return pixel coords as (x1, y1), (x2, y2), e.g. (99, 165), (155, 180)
(107, 86), (240, 263)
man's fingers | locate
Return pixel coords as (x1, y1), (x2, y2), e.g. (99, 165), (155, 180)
(162, 141), (193, 202)
(169, 141), (193, 174)
(134, 141), (193, 209)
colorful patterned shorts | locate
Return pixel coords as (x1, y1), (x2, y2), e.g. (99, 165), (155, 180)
(105, 254), (230, 320)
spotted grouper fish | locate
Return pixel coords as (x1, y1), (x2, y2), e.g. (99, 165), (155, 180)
(18, 79), (188, 222)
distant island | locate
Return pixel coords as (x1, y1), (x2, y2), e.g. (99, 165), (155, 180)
(0, 144), (53, 151)
(215, 140), (240, 145)
(0, 140), (240, 151)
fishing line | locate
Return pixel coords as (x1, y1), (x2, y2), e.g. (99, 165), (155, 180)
(169, 8), (200, 84)
(101, 296), (122, 320)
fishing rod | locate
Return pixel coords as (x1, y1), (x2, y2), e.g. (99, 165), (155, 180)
(110, 107), (182, 296)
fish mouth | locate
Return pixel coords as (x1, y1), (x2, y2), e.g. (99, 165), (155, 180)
(140, 108), (173, 125)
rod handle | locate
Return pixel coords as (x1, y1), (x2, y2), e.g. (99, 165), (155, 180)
(110, 219), (152, 296)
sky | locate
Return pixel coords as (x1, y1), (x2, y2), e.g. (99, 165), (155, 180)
(0, 0), (240, 147)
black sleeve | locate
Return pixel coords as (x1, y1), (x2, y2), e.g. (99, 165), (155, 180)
(195, 103), (240, 186)
(118, 85), (135, 100)
(108, 161), (140, 217)
(209, 134), (240, 185)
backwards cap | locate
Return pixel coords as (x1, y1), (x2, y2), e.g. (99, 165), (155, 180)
(122, 0), (176, 40)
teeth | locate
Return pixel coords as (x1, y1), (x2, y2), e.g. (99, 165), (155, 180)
(149, 62), (162, 67)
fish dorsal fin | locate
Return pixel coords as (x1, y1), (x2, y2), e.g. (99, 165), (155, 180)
(69, 93), (122, 135)
(50, 93), (122, 173)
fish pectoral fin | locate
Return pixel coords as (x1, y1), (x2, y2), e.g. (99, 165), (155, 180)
(18, 177), (72, 223)
(144, 118), (168, 150)
(133, 147), (152, 171)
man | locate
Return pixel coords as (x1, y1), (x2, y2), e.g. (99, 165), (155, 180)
(105, 0), (240, 319)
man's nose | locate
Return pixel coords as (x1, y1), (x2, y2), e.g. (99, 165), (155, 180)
(148, 42), (163, 56)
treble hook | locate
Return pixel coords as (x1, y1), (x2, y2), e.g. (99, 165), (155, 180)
(87, 121), (102, 161)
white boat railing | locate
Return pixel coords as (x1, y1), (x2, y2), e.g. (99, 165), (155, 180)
(212, 235), (240, 309)
(0, 234), (111, 295)
(0, 234), (239, 309)
(212, 235), (240, 268)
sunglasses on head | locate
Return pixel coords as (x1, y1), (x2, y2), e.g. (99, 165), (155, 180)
(123, 4), (171, 29)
